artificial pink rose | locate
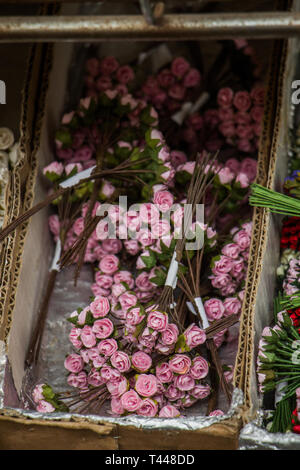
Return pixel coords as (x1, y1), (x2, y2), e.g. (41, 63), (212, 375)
(139, 202), (160, 225)
(250, 85), (265, 106)
(183, 68), (201, 87)
(106, 376), (128, 397)
(111, 397), (124, 415)
(235, 172), (250, 188)
(233, 91), (251, 112)
(98, 338), (118, 357)
(147, 310), (168, 332)
(225, 158), (240, 175)
(171, 57), (190, 78)
(217, 87), (234, 108)
(219, 120), (235, 138)
(183, 324), (206, 349)
(92, 318), (114, 339)
(116, 65), (134, 84)
(121, 389), (142, 412)
(218, 166), (235, 185)
(135, 374), (158, 397)
(137, 229), (155, 247)
(132, 351), (152, 372)
(209, 409), (224, 417)
(74, 145), (93, 162)
(169, 354), (191, 375)
(95, 76), (112, 91)
(36, 400), (55, 413)
(48, 214), (60, 238)
(43, 161), (64, 176)
(80, 349), (91, 364)
(212, 255), (234, 275)
(80, 325), (97, 348)
(69, 327), (82, 349)
(151, 220), (171, 239)
(119, 292), (138, 312)
(87, 369), (105, 387)
(170, 150), (187, 169)
(100, 365), (121, 383)
(190, 356), (209, 380)
(32, 384), (45, 403)
(126, 307), (145, 326)
(237, 139), (254, 153)
(89, 296), (110, 318)
(231, 258), (245, 278)
(100, 180), (116, 198)
(102, 239), (122, 254)
(219, 282), (237, 297)
(165, 384), (185, 402)
(64, 353), (84, 373)
(110, 350), (131, 372)
(204, 298), (225, 321)
(218, 107), (234, 122)
(235, 111), (251, 126)
(153, 190), (174, 214)
(236, 124), (253, 140)
(191, 384), (211, 400)
(95, 220), (109, 241)
(221, 243), (241, 259)
(240, 157), (257, 182)
(99, 254), (119, 274)
(210, 273), (232, 290)
(158, 146), (170, 163)
(161, 323), (179, 346)
(157, 68), (176, 88)
(174, 374), (195, 391)
(251, 105), (264, 122)
(233, 229), (251, 250)
(65, 162), (83, 176)
(177, 161), (195, 175)
(100, 56), (119, 75)
(155, 362), (174, 383)
(159, 405), (180, 418)
(223, 297), (242, 317)
(113, 270), (135, 289)
(135, 272), (153, 292)
(95, 273), (113, 290)
(91, 284), (110, 298)
(67, 371), (88, 389)
(137, 398), (158, 417)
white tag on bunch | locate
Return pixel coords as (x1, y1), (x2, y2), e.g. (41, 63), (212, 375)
(138, 44), (173, 73)
(171, 91), (210, 126)
(50, 239), (62, 272)
(59, 165), (96, 189)
(187, 297), (210, 329)
(165, 251), (178, 289)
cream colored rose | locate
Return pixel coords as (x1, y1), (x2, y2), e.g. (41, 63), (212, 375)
(0, 127), (14, 150)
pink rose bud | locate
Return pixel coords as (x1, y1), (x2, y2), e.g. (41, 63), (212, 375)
(89, 296), (110, 318)
(92, 318), (114, 339)
(204, 298), (225, 321)
(221, 243), (241, 259)
(80, 325), (97, 348)
(126, 307), (145, 326)
(155, 362), (174, 383)
(153, 190), (174, 214)
(132, 351), (152, 373)
(110, 350), (131, 372)
(43, 161), (64, 176)
(137, 398), (158, 417)
(161, 323), (179, 346)
(32, 384), (45, 403)
(190, 356), (209, 380)
(119, 292), (138, 312)
(191, 384), (211, 400)
(174, 374), (195, 391)
(106, 376), (129, 397)
(209, 409), (224, 417)
(159, 405), (180, 418)
(99, 254), (120, 275)
(121, 389), (142, 412)
(67, 371), (88, 389)
(183, 324), (206, 349)
(64, 353), (84, 373)
(217, 87), (234, 108)
(116, 65), (134, 84)
(36, 400), (55, 413)
(171, 57), (190, 78)
(147, 310), (168, 332)
(98, 338), (118, 357)
(110, 397), (124, 415)
(169, 354), (191, 375)
(135, 374), (158, 397)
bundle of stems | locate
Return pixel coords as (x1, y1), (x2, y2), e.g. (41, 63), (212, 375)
(249, 183), (300, 217)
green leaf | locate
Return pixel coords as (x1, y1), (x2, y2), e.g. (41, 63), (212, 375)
(42, 385), (55, 401)
(55, 128), (73, 148)
(175, 334), (190, 353)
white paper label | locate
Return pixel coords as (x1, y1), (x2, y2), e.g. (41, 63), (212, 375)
(187, 296), (210, 329)
(50, 239), (62, 272)
(59, 165), (96, 189)
(171, 92), (210, 126)
(165, 251), (178, 288)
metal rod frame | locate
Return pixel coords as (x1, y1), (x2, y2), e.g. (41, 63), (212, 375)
(0, 12), (299, 42)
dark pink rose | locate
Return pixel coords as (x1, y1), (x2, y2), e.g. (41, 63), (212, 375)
(168, 84), (186, 101)
(219, 120), (235, 138)
(95, 76), (112, 91)
(250, 85), (265, 106)
(217, 88), (234, 108)
(102, 239), (122, 254)
(170, 150), (187, 168)
(56, 148), (74, 160)
(157, 69), (175, 88)
(73, 146), (93, 162)
(116, 65), (134, 84)
(221, 243), (241, 259)
(240, 157), (257, 182)
(85, 57), (100, 77)
(100, 56), (119, 75)
(225, 158), (240, 175)
(171, 57), (190, 78)
(212, 255), (234, 275)
(183, 68), (201, 87)
(233, 91), (251, 112)
(233, 229), (251, 250)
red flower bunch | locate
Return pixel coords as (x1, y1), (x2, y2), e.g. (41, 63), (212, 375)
(280, 217), (300, 251)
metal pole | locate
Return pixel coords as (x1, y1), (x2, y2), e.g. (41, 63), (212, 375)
(0, 12), (299, 42)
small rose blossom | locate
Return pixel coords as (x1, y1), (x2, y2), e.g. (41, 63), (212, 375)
(184, 324), (206, 349)
(169, 354), (191, 375)
(98, 338), (118, 357)
(121, 389), (142, 412)
(137, 398), (158, 417)
(99, 254), (119, 274)
(155, 362), (174, 383)
(159, 405), (180, 418)
(132, 351), (152, 372)
(147, 310), (168, 332)
(204, 298), (225, 321)
(135, 374), (158, 397)
(92, 318), (114, 339)
(191, 384), (211, 400)
(64, 354), (84, 373)
(171, 57), (190, 78)
(110, 351), (131, 372)
(190, 356), (209, 380)
(90, 296), (110, 318)
(36, 400), (55, 413)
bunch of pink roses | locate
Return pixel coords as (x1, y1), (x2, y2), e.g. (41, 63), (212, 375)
(282, 258), (300, 296)
(209, 221), (252, 297)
